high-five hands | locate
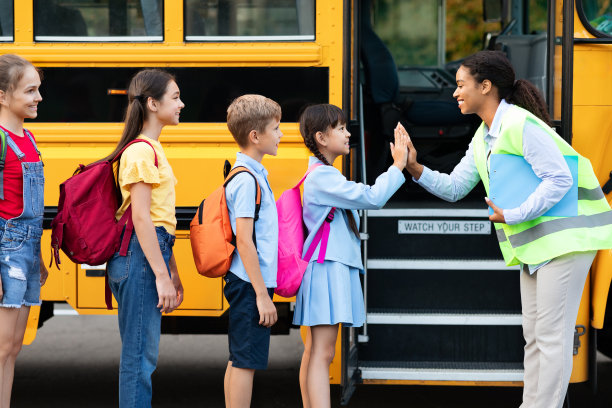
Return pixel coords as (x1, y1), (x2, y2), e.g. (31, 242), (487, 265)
(391, 123), (409, 170)
(485, 197), (506, 223)
(395, 123), (424, 179)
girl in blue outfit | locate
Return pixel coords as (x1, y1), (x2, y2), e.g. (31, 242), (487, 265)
(0, 54), (47, 408)
(294, 104), (408, 408)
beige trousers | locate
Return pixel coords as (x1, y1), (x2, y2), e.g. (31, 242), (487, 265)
(519, 251), (596, 408)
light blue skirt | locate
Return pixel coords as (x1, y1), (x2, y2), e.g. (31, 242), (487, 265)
(292, 260), (365, 327)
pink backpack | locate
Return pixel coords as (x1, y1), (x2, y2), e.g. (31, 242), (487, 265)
(275, 164), (336, 298)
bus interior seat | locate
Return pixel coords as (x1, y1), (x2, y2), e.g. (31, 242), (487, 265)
(495, 32), (547, 95)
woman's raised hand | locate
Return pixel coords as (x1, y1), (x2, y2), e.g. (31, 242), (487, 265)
(396, 123), (424, 180)
(391, 123), (409, 170)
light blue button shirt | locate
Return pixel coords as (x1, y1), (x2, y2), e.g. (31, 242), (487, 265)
(415, 100), (573, 273)
(303, 157), (405, 269)
(225, 152), (278, 287)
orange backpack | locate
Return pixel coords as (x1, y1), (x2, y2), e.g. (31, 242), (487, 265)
(190, 166), (261, 278)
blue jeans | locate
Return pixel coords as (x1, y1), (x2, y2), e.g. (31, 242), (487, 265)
(107, 226), (174, 408)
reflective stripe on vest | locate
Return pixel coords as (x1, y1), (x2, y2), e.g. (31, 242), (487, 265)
(473, 105), (612, 266)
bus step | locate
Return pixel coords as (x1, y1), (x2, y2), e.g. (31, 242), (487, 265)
(366, 258), (518, 270)
(359, 361), (523, 382)
(367, 208), (489, 218)
(366, 311), (522, 326)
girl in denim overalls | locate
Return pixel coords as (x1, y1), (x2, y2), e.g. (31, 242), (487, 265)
(102, 69), (184, 407)
(0, 54), (47, 408)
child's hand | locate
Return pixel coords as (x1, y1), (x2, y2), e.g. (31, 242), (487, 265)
(156, 274), (178, 313)
(256, 293), (278, 327)
(397, 123), (424, 180)
(390, 123), (409, 170)
(40, 264), (49, 286)
(171, 272), (184, 309)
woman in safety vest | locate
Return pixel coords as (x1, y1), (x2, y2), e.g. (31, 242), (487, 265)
(399, 50), (612, 408)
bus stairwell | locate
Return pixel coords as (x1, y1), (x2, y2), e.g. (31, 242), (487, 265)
(341, 92), (525, 405)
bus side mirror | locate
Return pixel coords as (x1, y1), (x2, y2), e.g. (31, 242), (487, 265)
(483, 0), (503, 23)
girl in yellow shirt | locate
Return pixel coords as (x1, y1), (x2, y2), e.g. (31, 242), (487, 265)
(102, 69), (184, 407)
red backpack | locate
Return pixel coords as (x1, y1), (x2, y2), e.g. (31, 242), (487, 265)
(50, 139), (158, 269)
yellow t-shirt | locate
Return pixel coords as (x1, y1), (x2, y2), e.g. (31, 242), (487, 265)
(115, 135), (177, 235)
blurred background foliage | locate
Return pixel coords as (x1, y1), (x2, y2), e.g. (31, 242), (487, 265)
(371, 0), (548, 67)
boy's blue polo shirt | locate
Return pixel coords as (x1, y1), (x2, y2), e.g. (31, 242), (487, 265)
(225, 152), (278, 288)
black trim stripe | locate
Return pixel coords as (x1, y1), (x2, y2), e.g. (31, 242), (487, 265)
(561, 0), (574, 144)
(44, 206), (199, 231)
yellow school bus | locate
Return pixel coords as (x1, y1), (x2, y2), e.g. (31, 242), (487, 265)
(3, 0), (612, 405)
(8, 0), (332, 339)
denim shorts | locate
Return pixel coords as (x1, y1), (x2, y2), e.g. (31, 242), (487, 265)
(0, 218), (43, 308)
(224, 271), (275, 370)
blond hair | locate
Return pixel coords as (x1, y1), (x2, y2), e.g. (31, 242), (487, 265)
(227, 94), (281, 147)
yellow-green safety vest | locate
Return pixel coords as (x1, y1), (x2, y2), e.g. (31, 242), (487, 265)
(472, 105), (612, 266)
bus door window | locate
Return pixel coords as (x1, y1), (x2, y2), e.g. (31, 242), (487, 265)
(578, 0), (612, 36)
(0, 0), (13, 41)
(184, 0), (315, 41)
(362, 0), (478, 181)
(33, 0), (163, 41)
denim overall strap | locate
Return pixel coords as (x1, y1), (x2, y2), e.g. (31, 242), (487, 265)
(0, 129), (8, 200)
(4, 133), (25, 160)
(5, 134), (45, 228)
(24, 129), (42, 160)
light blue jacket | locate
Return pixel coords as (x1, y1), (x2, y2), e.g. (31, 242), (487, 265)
(302, 156), (405, 269)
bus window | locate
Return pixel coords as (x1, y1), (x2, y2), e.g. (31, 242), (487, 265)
(36, 67), (328, 123)
(0, 0), (13, 42)
(445, 0), (501, 64)
(371, 0), (441, 67)
(528, 0), (547, 34)
(33, 0), (163, 42)
(579, 0), (612, 36)
(184, 0), (315, 42)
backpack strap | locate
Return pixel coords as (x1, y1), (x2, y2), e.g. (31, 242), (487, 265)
(299, 163), (336, 263)
(294, 162), (323, 189)
(223, 166), (262, 248)
(303, 207), (336, 263)
(105, 139), (160, 310)
(114, 139), (160, 257)
(0, 128), (39, 200)
(0, 129), (7, 200)
(112, 138), (159, 166)
(223, 166), (262, 221)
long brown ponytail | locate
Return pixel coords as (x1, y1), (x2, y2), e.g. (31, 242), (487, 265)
(299, 104), (360, 238)
(461, 51), (552, 126)
(99, 69), (176, 163)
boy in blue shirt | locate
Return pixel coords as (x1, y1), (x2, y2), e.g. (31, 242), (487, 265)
(223, 94), (282, 408)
